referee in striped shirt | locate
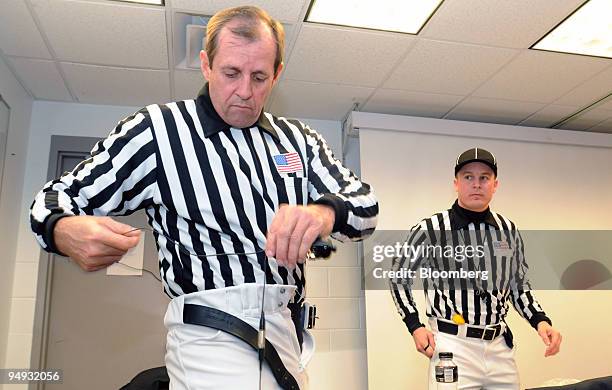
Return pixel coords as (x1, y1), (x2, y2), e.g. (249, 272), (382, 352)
(390, 148), (561, 389)
(29, 6), (377, 389)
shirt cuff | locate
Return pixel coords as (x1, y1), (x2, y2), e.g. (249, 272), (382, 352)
(43, 213), (69, 256)
(529, 313), (552, 329)
(403, 313), (425, 334)
(313, 194), (347, 234)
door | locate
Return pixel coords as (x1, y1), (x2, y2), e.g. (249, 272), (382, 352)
(31, 136), (170, 389)
(0, 95), (9, 200)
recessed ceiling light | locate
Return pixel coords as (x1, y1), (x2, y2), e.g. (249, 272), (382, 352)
(532, 0), (611, 59)
(112, 0), (164, 5)
(305, 0), (443, 34)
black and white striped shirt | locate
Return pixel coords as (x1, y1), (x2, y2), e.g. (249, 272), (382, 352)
(390, 201), (550, 333)
(30, 84), (378, 299)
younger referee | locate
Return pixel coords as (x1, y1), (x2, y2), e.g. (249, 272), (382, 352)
(390, 148), (562, 389)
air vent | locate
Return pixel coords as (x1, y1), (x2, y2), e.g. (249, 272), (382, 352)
(174, 13), (209, 70)
(185, 24), (206, 68)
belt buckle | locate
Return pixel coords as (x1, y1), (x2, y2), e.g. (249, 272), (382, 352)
(482, 324), (499, 340)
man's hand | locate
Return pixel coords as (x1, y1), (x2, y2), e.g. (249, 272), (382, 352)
(265, 204), (335, 268)
(54, 216), (141, 272)
(537, 321), (562, 357)
(412, 327), (436, 359)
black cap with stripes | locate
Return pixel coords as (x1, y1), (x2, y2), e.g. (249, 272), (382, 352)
(455, 147), (497, 176)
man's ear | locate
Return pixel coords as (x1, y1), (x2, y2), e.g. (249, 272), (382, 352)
(453, 177), (459, 193)
(492, 178), (499, 194)
(272, 62), (284, 85)
(200, 50), (211, 81)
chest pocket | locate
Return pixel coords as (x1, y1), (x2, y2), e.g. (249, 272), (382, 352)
(274, 176), (308, 206)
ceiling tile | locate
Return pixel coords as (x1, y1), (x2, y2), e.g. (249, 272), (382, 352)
(270, 79), (374, 120)
(284, 24), (415, 87)
(61, 63), (170, 106)
(598, 98), (612, 111)
(363, 89), (463, 118)
(7, 57), (72, 101)
(30, 0), (168, 68)
(587, 118), (612, 134)
(383, 39), (517, 95)
(472, 50), (610, 103)
(518, 104), (580, 128)
(0, 0), (51, 58)
(445, 97), (545, 125)
(174, 69), (205, 101)
(554, 65), (612, 107)
(422, 0), (585, 48)
(559, 108), (612, 131)
(171, 0), (308, 23)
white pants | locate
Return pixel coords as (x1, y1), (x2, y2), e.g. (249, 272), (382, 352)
(164, 284), (310, 390)
(428, 319), (519, 390)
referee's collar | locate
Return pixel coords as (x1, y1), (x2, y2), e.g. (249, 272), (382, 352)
(450, 200), (498, 230)
(195, 83), (278, 140)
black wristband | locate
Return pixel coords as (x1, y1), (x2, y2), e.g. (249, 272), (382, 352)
(529, 313), (552, 329)
(313, 194), (347, 233)
(404, 313), (425, 334)
(408, 323), (425, 335)
(43, 213), (69, 256)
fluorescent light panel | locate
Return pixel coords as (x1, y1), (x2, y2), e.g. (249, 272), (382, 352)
(306, 0), (443, 34)
(533, 0), (612, 59)
(112, 0), (164, 5)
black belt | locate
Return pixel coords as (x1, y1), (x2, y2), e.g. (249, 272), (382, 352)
(437, 319), (502, 341)
(287, 302), (303, 350)
(183, 304), (300, 390)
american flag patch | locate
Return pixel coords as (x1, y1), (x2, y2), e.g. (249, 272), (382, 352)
(273, 152), (303, 174)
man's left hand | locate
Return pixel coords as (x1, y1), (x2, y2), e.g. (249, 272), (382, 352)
(537, 321), (562, 357)
(266, 204), (335, 268)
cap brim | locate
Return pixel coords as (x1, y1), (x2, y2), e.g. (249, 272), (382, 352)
(455, 159), (497, 175)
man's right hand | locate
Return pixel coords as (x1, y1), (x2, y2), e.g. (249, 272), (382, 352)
(412, 327), (436, 358)
(54, 216), (141, 272)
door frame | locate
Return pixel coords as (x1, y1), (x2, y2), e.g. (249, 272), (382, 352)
(0, 94), (10, 202)
(30, 135), (100, 390)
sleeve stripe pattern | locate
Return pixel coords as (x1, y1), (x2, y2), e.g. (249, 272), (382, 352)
(298, 122), (378, 241)
(30, 110), (156, 249)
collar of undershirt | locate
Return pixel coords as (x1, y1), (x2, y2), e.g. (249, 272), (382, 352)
(195, 83), (279, 141)
(450, 199), (498, 230)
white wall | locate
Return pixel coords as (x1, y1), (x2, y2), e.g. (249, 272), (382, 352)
(5, 101), (368, 389)
(0, 54), (33, 374)
(356, 112), (612, 389)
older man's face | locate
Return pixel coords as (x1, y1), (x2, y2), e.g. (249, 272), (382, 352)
(200, 20), (282, 128)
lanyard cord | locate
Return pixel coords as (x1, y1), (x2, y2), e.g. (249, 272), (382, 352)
(118, 227), (305, 300)
(114, 226), (326, 388)
(115, 226), (265, 283)
(105, 227), (338, 389)
(116, 227), (275, 388)
(258, 254), (267, 390)
(119, 226), (328, 295)
(123, 227), (265, 257)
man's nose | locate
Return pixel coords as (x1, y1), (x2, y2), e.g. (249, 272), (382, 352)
(236, 76), (253, 100)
